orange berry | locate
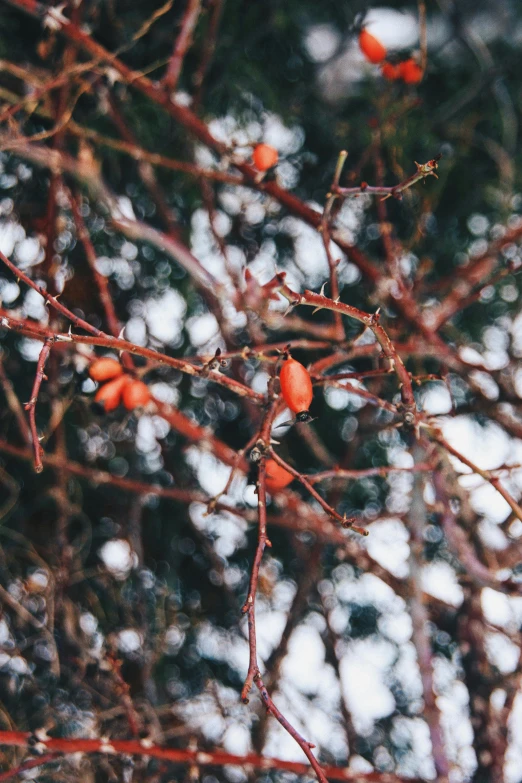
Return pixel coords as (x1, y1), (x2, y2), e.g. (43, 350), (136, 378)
(89, 357), (123, 382)
(265, 459), (294, 493)
(94, 375), (130, 412)
(399, 59), (423, 84)
(252, 144), (278, 171)
(279, 356), (313, 422)
(381, 61), (401, 81)
(122, 379), (151, 411)
(358, 29), (387, 64)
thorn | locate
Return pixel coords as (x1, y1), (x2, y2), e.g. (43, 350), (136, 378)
(312, 306), (323, 315)
(319, 282), (327, 297)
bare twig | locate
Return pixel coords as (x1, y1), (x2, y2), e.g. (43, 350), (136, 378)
(24, 337), (53, 472)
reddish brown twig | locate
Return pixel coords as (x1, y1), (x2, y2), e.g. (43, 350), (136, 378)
(0, 309), (263, 402)
(0, 753), (56, 782)
(267, 448), (367, 535)
(425, 221), (522, 329)
(0, 729), (424, 783)
(334, 156), (440, 201)
(163, 0), (202, 92)
(241, 404), (330, 783)
(0, 353), (31, 443)
(408, 449), (450, 782)
(429, 426), (522, 523)
(69, 192), (123, 340)
(306, 463), (434, 483)
(321, 150), (347, 341)
(241, 401), (280, 703)
(254, 672), (329, 783)
(0, 250), (104, 336)
(432, 467), (521, 592)
(23, 337), (53, 472)
(192, 0), (224, 110)
(271, 275), (417, 413)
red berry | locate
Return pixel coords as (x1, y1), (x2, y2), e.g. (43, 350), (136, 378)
(252, 144), (278, 171)
(279, 357), (313, 421)
(89, 357), (123, 382)
(265, 459), (294, 493)
(381, 61), (401, 81)
(94, 375), (130, 411)
(122, 380), (151, 411)
(358, 29), (387, 64)
(399, 59), (423, 84)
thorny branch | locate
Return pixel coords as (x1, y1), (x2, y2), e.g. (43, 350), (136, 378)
(23, 336), (53, 472)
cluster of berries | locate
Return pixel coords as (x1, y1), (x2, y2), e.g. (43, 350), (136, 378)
(89, 358), (151, 412)
(266, 355), (313, 494)
(358, 28), (422, 84)
(90, 352), (313, 496)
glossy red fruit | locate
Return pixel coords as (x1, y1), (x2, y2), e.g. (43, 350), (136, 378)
(122, 379), (151, 411)
(265, 459), (294, 493)
(279, 356), (313, 421)
(89, 357), (123, 382)
(252, 144), (278, 171)
(399, 59), (423, 84)
(358, 29), (387, 64)
(94, 374), (130, 411)
(381, 61), (401, 81)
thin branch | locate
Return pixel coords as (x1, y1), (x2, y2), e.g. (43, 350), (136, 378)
(0, 730), (425, 783)
(0, 306), (263, 403)
(163, 0), (202, 92)
(334, 156), (440, 201)
(267, 448), (367, 536)
(306, 463), (434, 483)
(0, 753), (56, 782)
(192, 0), (224, 110)
(270, 274), (417, 413)
(23, 337), (53, 472)
(408, 447), (450, 782)
(0, 353), (31, 443)
(321, 150), (348, 341)
(429, 426), (522, 523)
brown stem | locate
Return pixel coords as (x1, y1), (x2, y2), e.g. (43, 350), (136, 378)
(0, 729), (425, 782)
(24, 337), (53, 472)
(408, 447), (450, 781)
(272, 275), (416, 412)
(163, 0), (202, 92)
(267, 448), (367, 535)
(0, 353), (32, 443)
(429, 427), (522, 523)
(0, 310), (262, 402)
